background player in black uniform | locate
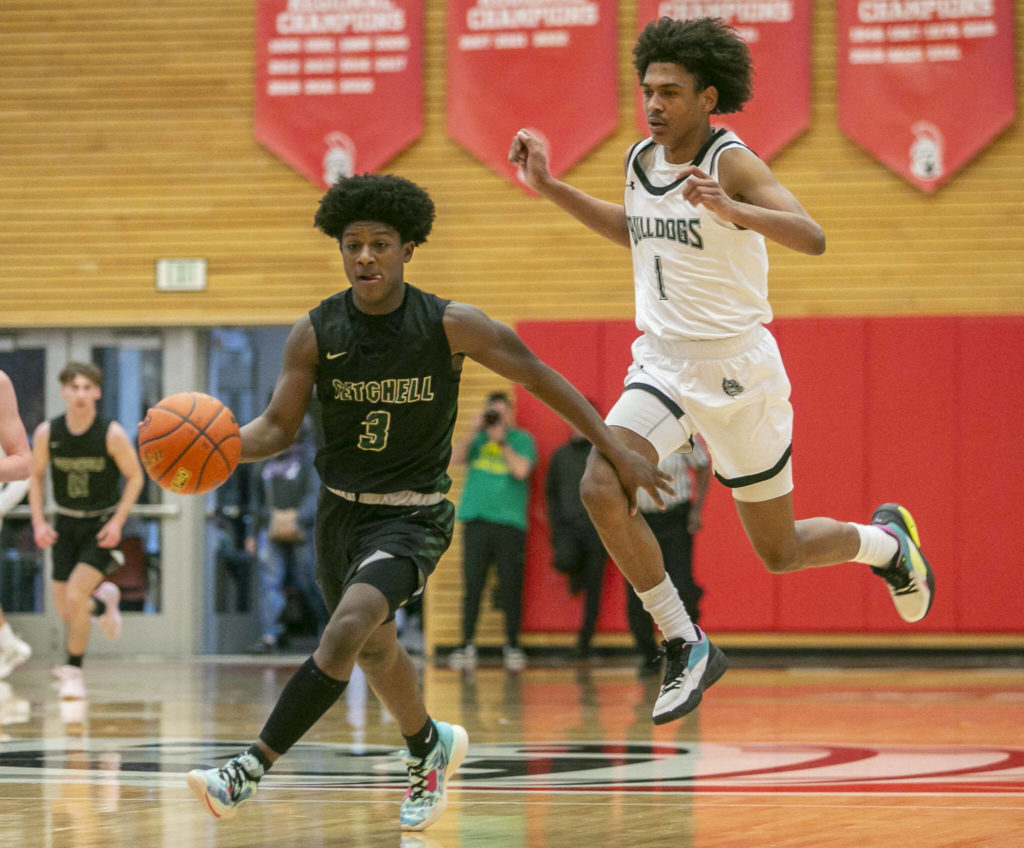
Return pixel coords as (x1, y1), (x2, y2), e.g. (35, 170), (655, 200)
(187, 174), (671, 832)
(28, 362), (144, 700)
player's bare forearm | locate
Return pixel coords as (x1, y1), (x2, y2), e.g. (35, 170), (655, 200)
(681, 156), (826, 255)
(727, 202), (825, 255)
(0, 455), (31, 483)
(478, 349), (669, 506)
(28, 423), (50, 528)
(106, 424), (144, 525)
(0, 373), (31, 481)
(112, 473), (144, 528)
(240, 415), (295, 463)
(534, 177), (631, 248)
(241, 316), (317, 462)
(447, 304), (669, 504)
(510, 129), (630, 247)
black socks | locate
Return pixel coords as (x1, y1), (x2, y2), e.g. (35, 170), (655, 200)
(258, 656), (348, 758)
(403, 717), (438, 759)
(246, 744), (273, 773)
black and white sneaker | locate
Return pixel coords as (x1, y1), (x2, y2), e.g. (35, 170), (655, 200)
(652, 627), (728, 725)
(870, 503), (935, 623)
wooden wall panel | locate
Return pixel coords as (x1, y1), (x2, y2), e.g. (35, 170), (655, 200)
(1, 1), (1022, 653)
(2, 0), (1022, 330)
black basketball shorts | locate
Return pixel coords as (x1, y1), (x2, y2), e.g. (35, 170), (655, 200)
(314, 489), (455, 621)
(51, 513), (125, 582)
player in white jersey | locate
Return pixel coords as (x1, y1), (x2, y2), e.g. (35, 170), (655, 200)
(510, 16), (935, 725)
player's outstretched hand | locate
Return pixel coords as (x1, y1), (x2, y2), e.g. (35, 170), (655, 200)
(509, 129), (550, 192)
(608, 448), (674, 516)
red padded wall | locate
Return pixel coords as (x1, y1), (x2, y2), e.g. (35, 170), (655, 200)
(516, 322), (626, 633)
(773, 319), (871, 631)
(862, 318), (960, 631)
(956, 318), (1024, 631)
(515, 317), (1024, 634)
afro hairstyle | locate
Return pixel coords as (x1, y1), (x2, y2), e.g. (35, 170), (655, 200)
(314, 173), (435, 246)
(633, 17), (753, 115)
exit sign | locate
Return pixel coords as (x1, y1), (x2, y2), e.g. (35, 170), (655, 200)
(156, 258), (207, 292)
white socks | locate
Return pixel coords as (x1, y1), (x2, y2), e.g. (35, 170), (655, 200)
(852, 523), (899, 567)
(637, 575), (698, 643)
(0, 621), (13, 648)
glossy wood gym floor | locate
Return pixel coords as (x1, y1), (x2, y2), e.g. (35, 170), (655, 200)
(0, 650), (1021, 848)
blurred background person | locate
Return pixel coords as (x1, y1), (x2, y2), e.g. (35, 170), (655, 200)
(545, 422), (608, 659)
(29, 362), (144, 700)
(449, 391), (536, 671)
(247, 420), (327, 654)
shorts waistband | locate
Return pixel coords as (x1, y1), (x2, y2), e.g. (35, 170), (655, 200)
(55, 506), (117, 519)
(649, 326), (764, 360)
(327, 487), (444, 507)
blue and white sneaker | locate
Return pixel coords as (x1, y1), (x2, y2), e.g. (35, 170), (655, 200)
(652, 627), (728, 725)
(871, 503), (935, 623)
(186, 750), (265, 820)
(400, 720), (469, 831)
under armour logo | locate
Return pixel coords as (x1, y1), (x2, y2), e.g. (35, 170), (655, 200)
(722, 378), (745, 397)
(627, 181), (636, 190)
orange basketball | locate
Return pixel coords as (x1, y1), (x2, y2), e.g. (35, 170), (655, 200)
(138, 392), (241, 495)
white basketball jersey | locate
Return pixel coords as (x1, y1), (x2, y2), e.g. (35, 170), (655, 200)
(624, 129), (771, 341)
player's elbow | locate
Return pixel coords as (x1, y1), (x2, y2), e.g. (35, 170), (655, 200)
(806, 226), (826, 255)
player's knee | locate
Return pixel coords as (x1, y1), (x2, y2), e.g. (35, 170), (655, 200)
(579, 460), (620, 522)
(757, 547), (800, 574)
(64, 586), (91, 615)
(319, 610), (371, 663)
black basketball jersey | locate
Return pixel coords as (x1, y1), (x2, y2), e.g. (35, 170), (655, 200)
(309, 283), (461, 495)
(48, 414), (121, 511)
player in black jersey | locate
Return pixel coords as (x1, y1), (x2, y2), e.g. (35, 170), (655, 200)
(187, 173), (672, 832)
(28, 362), (144, 700)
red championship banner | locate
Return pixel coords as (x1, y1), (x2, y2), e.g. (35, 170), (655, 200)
(838, 0), (1016, 193)
(254, 0), (423, 188)
(447, 0), (618, 188)
(635, 2), (811, 160)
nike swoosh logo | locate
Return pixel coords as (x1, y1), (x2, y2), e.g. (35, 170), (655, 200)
(326, 351), (347, 360)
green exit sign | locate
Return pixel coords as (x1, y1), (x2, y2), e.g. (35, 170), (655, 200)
(156, 258), (207, 292)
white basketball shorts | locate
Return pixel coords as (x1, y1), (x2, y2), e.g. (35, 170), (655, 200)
(605, 326), (793, 503)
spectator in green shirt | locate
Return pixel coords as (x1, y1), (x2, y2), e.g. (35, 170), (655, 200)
(449, 391), (536, 671)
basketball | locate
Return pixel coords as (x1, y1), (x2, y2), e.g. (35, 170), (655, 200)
(138, 392), (241, 495)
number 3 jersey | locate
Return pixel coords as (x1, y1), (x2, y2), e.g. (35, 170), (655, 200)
(309, 283), (461, 496)
(624, 128), (771, 341)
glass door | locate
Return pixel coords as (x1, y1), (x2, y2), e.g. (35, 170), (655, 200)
(0, 328), (206, 657)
